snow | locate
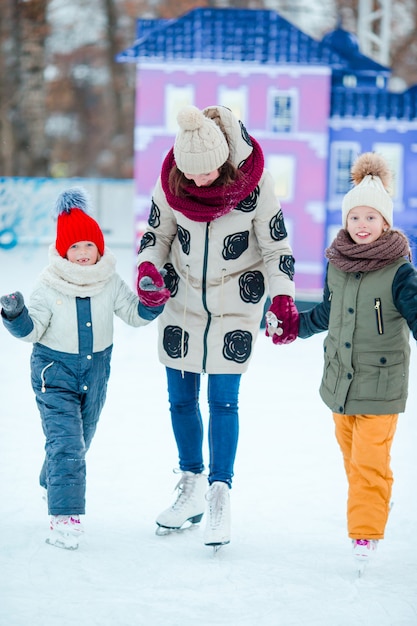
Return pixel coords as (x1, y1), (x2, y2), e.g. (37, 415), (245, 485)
(1, 244), (417, 626)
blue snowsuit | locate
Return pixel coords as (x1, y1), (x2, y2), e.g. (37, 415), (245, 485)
(2, 246), (161, 515)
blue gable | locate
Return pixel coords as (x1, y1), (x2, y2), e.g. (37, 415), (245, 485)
(117, 7), (347, 67)
(321, 28), (389, 73)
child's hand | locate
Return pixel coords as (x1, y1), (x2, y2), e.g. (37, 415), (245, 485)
(265, 295), (299, 345)
(1, 291), (25, 319)
(137, 262), (171, 307)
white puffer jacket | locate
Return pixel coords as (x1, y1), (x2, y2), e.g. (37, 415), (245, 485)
(19, 246), (149, 353)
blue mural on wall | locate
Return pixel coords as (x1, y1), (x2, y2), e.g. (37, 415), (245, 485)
(0, 178), (60, 249)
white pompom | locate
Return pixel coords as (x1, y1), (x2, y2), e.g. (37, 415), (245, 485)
(177, 105), (204, 131)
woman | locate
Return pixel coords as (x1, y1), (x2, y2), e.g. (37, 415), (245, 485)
(136, 104), (298, 549)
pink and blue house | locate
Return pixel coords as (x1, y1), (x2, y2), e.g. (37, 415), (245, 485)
(118, 7), (417, 301)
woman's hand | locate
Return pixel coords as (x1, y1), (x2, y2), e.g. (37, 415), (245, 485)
(137, 262), (171, 307)
(265, 295), (299, 345)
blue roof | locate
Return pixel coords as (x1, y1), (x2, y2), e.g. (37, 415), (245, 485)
(331, 85), (417, 119)
(117, 7), (348, 67)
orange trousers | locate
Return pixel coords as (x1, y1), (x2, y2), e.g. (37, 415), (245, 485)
(333, 412), (398, 540)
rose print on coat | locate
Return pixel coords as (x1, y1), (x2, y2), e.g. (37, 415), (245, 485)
(223, 330), (252, 364)
(279, 255), (295, 281)
(239, 121), (252, 147)
(178, 225), (191, 255)
(222, 231), (249, 260)
(138, 232), (156, 253)
(235, 186), (259, 213)
(148, 199), (160, 228)
(269, 209), (287, 241)
(239, 271), (265, 303)
(162, 263), (180, 297)
(163, 325), (189, 359)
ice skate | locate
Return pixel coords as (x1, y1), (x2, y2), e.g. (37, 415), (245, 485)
(204, 481), (231, 552)
(46, 514), (84, 550)
(352, 538), (378, 576)
(156, 471), (207, 535)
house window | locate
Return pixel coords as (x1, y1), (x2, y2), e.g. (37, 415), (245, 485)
(266, 154), (295, 201)
(218, 87), (247, 123)
(165, 85), (194, 132)
(372, 143), (402, 200)
(343, 75), (357, 88)
(270, 93), (294, 133)
(330, 143), (360, 196)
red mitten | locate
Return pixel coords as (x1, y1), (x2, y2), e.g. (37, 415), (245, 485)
(137, 261), (171, 307)
(265, 295), (299, 345)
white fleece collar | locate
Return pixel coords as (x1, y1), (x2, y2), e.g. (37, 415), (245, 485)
(39, 245), (117, 297)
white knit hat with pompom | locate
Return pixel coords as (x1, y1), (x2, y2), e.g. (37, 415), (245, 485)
(173, 105), (229, 175)
(342, 152), (394, 227)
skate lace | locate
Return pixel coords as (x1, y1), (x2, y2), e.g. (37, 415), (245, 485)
(171, 473), (196, 511)
(206, 483), (228, 530)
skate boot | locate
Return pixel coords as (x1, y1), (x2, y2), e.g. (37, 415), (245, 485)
(352, 538), (378, 576)
(204, 481), (231, 549)
(352, 538), (378, 560)
(46, 515), (84, 550)
(156, 471), (207, 534)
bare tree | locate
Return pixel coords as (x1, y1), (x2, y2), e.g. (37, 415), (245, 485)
(0, 0), (48, 176)
(390, 0), (417, 87)
(332, 0), (417, 86)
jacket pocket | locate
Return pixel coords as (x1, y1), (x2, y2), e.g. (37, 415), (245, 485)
(356, 351), (406, 400)
(322, 340), (340, 395)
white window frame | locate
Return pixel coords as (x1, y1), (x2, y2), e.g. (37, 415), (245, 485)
(165, 85), (194, 132)
(372, 142), (403, 202)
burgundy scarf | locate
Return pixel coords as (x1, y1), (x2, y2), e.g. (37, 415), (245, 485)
(326, 228), (411, 272)
(160, 137), (265, 223)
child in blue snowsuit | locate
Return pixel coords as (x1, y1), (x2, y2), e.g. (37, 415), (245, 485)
(1, 188), (163, 549)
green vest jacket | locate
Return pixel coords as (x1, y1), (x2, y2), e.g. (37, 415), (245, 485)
(320, 259), (410, 415)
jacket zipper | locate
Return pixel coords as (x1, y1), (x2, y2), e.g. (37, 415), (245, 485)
(202, 222), (211, 372)
(374, 297), (384, 335)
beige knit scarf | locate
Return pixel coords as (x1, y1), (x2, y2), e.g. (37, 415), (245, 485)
(39, 245), (117, 297)
(326, 228), (412, 272)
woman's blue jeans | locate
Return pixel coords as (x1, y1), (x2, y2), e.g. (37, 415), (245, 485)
(165, 367), (241, 487)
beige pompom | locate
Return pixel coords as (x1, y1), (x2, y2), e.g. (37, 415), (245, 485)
(176, 105), (205, 131)
(351, 152), (392, 192)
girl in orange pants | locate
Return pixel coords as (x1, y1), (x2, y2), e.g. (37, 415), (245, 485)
(333, 413), (398, 540)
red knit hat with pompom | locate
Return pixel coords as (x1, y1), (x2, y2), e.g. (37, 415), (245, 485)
(54, 187), (105, 258)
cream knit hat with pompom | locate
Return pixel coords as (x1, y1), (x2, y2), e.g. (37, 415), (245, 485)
(174, 105), (230, 175)
(342, 152), (394, 227)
